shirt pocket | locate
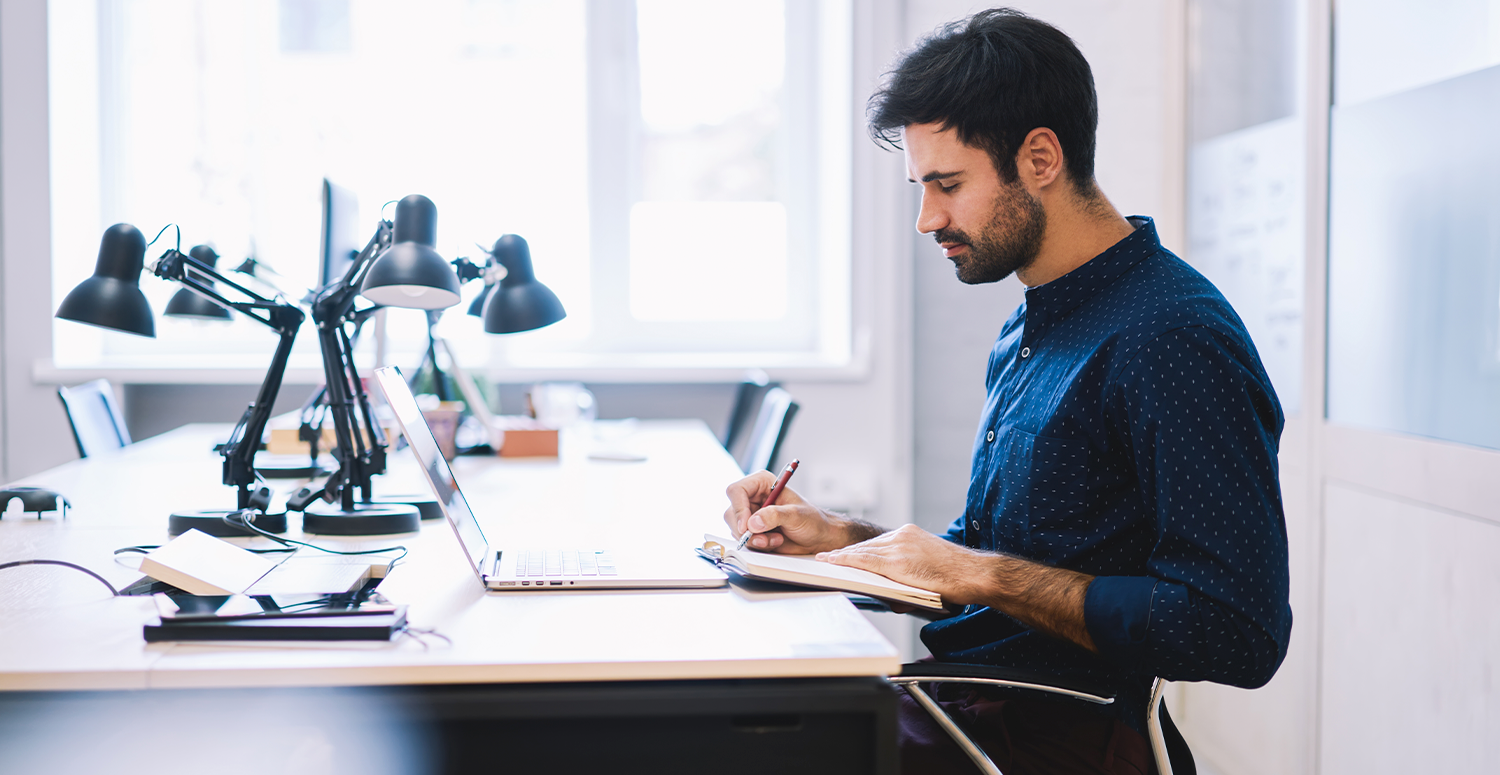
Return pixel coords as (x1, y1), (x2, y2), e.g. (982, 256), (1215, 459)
(1016, 430), (1091, 558)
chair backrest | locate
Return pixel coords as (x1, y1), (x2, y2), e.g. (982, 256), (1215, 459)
(893, 667), (1194, 775)
(57, 379), (131, 458)
(735, 386), (798, 474)
(1148, 677), (1195, 775)
(720, 371), (774, 458)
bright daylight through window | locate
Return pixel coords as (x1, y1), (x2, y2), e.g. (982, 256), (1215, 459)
(49, 0), (851, 376)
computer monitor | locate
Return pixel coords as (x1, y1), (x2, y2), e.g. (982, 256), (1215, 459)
(318, 178), (361, 288)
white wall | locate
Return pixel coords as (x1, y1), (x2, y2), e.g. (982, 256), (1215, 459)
(1, 0), (75, 484)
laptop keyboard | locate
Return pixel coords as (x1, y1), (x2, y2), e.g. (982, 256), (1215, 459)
(513, 550), (617, 578)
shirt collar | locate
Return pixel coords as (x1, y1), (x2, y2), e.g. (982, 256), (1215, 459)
(1021, 216), (1160, 344)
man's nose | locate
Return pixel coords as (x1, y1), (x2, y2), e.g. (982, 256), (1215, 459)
(915, 191), (946, 235)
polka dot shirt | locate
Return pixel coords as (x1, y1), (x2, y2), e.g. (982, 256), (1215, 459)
(921, 217), (1293, 735)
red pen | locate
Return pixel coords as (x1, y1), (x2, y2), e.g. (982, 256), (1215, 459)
(738, 459), (799, 551)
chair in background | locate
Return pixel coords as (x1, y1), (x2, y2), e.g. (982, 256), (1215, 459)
(720, 370), (774, 463)
(56, 379), (132, 458)
(891, 664), (1195, 775)
(735, 386), (799, 474)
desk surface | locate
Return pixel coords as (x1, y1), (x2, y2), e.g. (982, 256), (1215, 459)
(0, 421), (899, 691)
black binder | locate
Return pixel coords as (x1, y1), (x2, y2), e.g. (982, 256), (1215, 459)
(143, 592), (407, 642)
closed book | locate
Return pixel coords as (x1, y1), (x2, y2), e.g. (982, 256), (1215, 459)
(140, 529), (278, 595)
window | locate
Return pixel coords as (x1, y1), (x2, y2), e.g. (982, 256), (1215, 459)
(49, 0), (852, 375)
(1325, 0), (1500, 449)
(1184, 0), (1307, 415)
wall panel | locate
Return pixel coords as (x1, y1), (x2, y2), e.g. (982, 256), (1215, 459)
(1321, 482), (1500, 774)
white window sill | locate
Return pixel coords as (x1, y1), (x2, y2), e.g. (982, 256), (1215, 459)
(35, 332), (872, 386)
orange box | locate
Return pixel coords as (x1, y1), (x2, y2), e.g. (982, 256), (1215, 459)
(495, 416), (559, 458)
(266, 420), (389, 455)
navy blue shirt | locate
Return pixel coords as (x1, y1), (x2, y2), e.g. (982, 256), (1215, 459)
(921, 217), (1292, 734)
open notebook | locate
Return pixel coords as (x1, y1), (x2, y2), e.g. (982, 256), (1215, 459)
(700, 534), (945, 611)
(374, 366), (726, 591)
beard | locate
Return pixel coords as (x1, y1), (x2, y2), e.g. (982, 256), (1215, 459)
(935, 182), (1047, 285)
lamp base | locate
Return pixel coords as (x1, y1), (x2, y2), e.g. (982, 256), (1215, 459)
(168, 509), (288, 537)
(302, 502), (422, 536)
(372, 494), (443, 520)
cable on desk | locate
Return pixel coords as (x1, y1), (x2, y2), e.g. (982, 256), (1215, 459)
(397, 624), (452, 650)
(113, 544), (296, 557)
(223, 510), (409, 576)
(0, 560), (119, 596)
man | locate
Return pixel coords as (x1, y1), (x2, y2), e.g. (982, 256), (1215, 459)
(723, 8), (1292, 774)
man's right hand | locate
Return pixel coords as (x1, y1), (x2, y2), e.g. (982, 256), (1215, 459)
(723, 471), (880, 554)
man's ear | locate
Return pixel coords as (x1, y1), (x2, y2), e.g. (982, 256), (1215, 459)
(1016, 128), (1064, 189)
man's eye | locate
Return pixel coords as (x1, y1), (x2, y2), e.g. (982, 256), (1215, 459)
(939, 181), (959, 191)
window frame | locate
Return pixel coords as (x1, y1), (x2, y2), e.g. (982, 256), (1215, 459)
(45, 0), (858, 383)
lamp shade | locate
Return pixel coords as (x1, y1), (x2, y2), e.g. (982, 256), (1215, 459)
(482, 234), (566, 334)
(466, 281), (494, 318)
(56, 223), (156, 337)
(360, 195), (461, 310)
(163, 245), (232, 321)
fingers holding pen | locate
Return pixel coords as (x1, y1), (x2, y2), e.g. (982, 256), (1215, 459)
(723, 469), (778, 536)
(725, 460), (799, 539)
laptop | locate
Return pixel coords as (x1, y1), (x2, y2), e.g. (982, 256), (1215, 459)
(373, 366), (727, 591)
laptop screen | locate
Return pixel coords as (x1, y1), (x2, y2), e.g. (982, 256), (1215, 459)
(374, 366), (491, 578)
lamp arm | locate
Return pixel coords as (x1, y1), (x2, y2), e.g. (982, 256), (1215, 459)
(151, 248), (307, 508)
(301, 220), (397, 510)
(314, 318), (360, 509)
(451, 256), (485, 283)
(154, 250), (294, 332)
(220, 318), (302, 508)
(343, 323), (388, 498)
(311, 221), (393, 324)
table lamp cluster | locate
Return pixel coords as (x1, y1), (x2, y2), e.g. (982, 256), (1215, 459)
(55, 194), (565, 537)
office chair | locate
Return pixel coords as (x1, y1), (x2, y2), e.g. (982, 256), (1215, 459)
(721, 371), (774, 459)
(56, 379), (132, 458)
(891, 663), (1194, 775)
(735, 386), (799, 474)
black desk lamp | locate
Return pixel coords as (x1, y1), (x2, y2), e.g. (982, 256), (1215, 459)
(460, 235), (566, 334)
(290, 194), (463, 535)
(58, 224), (306, 536)
(55, 195), (467, 537)
(416, 234), (566, 407)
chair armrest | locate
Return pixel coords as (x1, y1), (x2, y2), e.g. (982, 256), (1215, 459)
(893, 662), (1116, 705)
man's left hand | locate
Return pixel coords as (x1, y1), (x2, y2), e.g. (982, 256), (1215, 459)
(817, 524), (994, 606)
(818, 523), (1100, 652)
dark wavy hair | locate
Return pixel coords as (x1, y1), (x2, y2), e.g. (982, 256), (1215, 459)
(867, 8), (1099, 196)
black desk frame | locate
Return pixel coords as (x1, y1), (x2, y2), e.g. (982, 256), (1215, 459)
(0, 678), (898, 775)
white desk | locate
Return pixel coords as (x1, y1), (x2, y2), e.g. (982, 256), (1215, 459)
(0, 421), (900, 773)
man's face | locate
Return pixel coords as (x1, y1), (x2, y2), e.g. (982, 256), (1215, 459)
(904, 123), (1046, 285)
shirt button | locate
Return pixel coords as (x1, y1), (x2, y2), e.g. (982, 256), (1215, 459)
(986, 430), (995, 443)
(971, 520), (980, 531)
(1020, 347), (1031, 358)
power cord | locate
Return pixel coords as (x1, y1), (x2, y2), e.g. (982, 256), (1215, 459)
(397, 624), (452, 650)
(114, 544), (296, 557)
(222, 510), (409, 576)
(0, 560), (119, 596)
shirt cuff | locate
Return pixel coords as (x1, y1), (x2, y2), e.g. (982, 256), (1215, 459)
(1084, 576), (1158, 660)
